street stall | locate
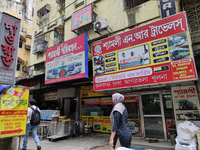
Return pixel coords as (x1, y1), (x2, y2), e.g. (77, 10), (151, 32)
(46, 115), (75, 141)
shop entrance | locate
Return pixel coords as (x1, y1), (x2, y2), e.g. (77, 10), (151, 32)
(141, 93), (166, 139)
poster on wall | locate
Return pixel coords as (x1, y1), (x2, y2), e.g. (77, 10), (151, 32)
(92, 12), (197, 91)
(127, 119), (142, 137)
(171, 86), (200, 124)
(45, 34), (88, 84)
(0, 85), (29, 138)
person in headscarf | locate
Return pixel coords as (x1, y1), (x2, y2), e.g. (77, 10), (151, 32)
(109, 93), (132, 149)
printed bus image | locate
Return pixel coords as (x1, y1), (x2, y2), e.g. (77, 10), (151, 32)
(170, 45), (190, 61)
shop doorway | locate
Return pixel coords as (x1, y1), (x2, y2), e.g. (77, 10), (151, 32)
(141, 93), (166, 139)
(61, 98), (76, 119)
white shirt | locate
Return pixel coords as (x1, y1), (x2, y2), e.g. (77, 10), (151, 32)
(27, 105), (41, 124)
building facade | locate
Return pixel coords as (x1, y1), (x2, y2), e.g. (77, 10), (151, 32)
(17, 0), (200, 141)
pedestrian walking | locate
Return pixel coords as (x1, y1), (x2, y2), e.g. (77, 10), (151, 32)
(109, 93), (132, 149)
(21, 98), (41, 150)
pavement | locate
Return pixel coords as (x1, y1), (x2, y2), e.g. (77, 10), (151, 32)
(17, 133), (175, 150)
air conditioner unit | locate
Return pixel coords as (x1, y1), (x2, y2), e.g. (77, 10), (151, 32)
(94, 18), (108, 32)
(22, 67), (29, 72)
(25, 45), (31, 50)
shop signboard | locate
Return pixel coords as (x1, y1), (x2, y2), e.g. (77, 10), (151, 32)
(0, 13), (21, 85)
(171, 85), (200, 125)
(83, 98), (101, 105)
(92, 12), (197, 91)
(44, 92), (58, 101)
(22, 79), (40, 90)
(0, 85), (29, 138)
(45, 34), (88, 84)
(81, 85), (107, 98)
(159, 0), (176, 18)
(71, 4), (92, 31)
(124, 96), (139, 103)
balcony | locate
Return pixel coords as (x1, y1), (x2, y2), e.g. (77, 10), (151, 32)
(33, 36), (48, 55)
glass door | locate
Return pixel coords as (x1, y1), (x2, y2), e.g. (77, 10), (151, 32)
(141, 93), (166, 139)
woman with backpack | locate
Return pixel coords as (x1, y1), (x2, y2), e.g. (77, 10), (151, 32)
(21, 98), (41, 150)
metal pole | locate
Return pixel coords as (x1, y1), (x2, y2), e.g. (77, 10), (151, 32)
(18, 136), (21, 150)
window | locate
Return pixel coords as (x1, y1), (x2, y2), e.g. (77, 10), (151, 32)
(54, 26), (64, 45)
(37, 5), (50, 18)
(17, 61), (20, 71)
(124, 0), (150, 10)
(182, 0), (200, 32)
(19, 40), (23, 48)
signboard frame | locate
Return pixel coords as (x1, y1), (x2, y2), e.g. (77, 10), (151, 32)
(171, 85), (200, 126)
(45, 34), (89, 85)
(0, 85), (29, 138)
(71, 4), (93, 31)
(92, 12), (198, 91)
(0, 13), (21, 85)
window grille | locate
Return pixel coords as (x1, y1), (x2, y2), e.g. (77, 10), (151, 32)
(124, 0), (149, 10)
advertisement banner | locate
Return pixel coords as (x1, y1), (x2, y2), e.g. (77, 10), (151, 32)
(127, 119), (142, 137)
(101, 97), (112, 105)
(171, 86), (200, 124)
(100, 116), (111, 133)
(0, 85), (29, 138)
(45, 34), (88, 84)
(81, 116), (102, 132)
(92, 12), (197, 91)
(71, 4), (92, 31)
(0, 13), (21, 85)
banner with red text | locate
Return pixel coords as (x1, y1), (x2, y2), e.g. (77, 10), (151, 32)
(171, 86), (200, 125)
(45, 34), (88, 84)
(92, 12), (197, 91)
(0, 85), (29, 138)
(0, 13), (21, 85)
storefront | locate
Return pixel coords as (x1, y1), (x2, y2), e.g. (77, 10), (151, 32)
(81, 85), (178, 139)
(87, 11), (199, 140)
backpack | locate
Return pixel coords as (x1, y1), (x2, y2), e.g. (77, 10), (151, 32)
(30, 106), (41, 125)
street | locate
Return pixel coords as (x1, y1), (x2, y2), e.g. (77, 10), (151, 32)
(17, 133), (175, 150)
(19, 134), (110, 150)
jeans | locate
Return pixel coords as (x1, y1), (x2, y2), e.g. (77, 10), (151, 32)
(22, 123), (40, 149)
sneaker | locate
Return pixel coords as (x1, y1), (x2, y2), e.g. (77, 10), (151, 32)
(37, 146), (41, 150)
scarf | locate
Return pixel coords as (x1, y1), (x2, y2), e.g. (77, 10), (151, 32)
(110, 93), (125, 128)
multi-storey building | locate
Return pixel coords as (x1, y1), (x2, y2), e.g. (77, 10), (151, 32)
(17, 0), (200, 141)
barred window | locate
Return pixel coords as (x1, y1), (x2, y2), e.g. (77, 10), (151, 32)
(181, 0), (200, 40)
(124, 0), (150, 10)
(37, 5), (50, 18)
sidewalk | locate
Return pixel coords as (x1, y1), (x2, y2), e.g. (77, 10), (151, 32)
(18, 134), (175, 150)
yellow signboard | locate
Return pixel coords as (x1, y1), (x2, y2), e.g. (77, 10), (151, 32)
(0, 86), (29, 138)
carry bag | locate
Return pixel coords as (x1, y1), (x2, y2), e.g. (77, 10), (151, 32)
(30, 106), (41, 125)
